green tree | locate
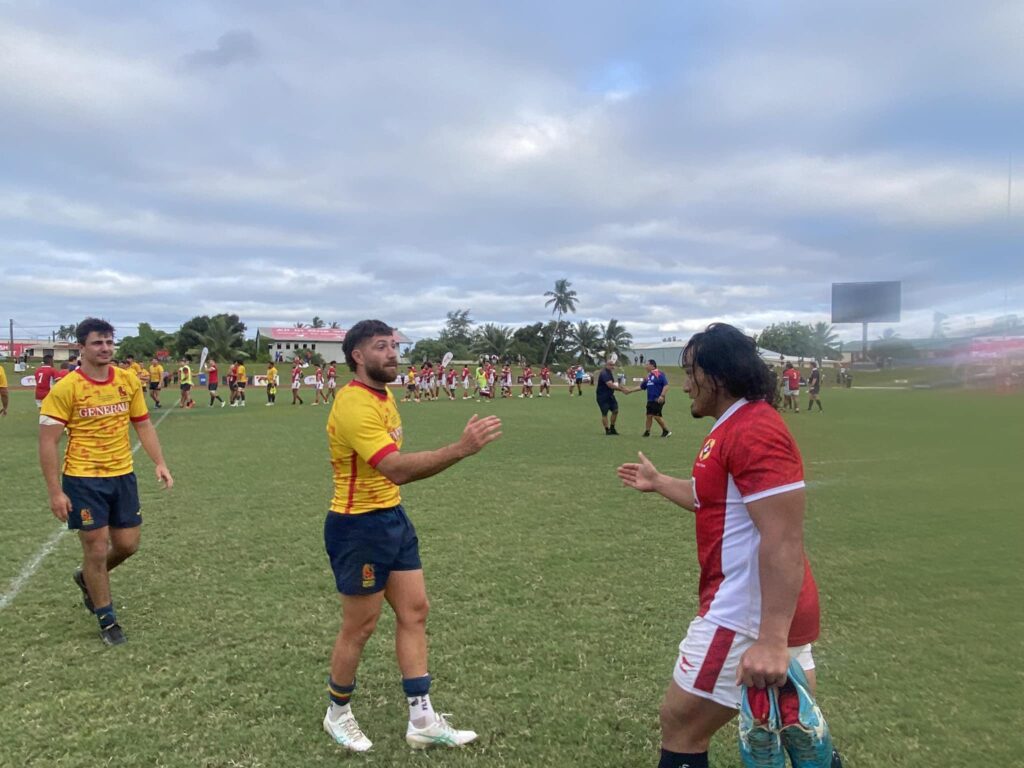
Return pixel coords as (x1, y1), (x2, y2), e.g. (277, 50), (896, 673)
(176, 314), (246, 358)
(569, 320), (603, 363)
(311, 316), (325, 328)
(511, 322), (547, 363)
(56, 324), (77, 341)
(877, 328), (900, 340)
(756, 322), (814, 357)
(601, 318), (633, 358)
(541, 278), (578, 365)
(438, 309), (474, 357)
(329, 321), (341, 329)
(408, 338), (449, 363)
(809, 321), (840, 359)
(116, 322), (175, 361)
(242, 338), (271, 364)
(471, 324), (514, 359)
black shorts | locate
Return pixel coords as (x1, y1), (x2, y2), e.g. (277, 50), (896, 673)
(208, 382), (218, 391)
(646, 400), (664, 416)
(236, 382), (246, 389)
(63, 473), (141, 530)
(597, 396), (618, 416)
(148, 382), (160, 391)
(810, 386), (820, 395)
(180, 383), (192, 391)
(324, 506), (422, 595)
(229, 381), (238, 390)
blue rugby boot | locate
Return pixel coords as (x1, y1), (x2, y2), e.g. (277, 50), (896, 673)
(738, 685), (785, 768)
(778, 660), (836, 768)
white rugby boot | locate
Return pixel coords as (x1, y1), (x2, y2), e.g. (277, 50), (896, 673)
(405, 713), (477, 750)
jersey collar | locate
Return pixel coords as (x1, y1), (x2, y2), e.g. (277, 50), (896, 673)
(709, 398), (749, 434)
(349, 379), (389, 401)
(74, 367), (114, 386)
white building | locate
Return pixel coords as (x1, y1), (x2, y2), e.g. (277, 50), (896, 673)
(256, 327), (412, 363)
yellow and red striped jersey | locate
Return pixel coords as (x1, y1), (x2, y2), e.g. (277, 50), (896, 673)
(40, 367), (149, 477)
(327, 380), (403, 515)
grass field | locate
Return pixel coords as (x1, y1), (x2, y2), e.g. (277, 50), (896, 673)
(1, 366), (1021, 767)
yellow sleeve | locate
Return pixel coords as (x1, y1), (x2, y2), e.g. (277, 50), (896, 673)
(0, 367), (7, 387)
(128, 376), (149, 421)
(40, 377), (74, 424)
(334, 399), (397, 468)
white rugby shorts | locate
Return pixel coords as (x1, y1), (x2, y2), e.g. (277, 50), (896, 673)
(672, 616), (814, 710)
(291, 380), (301, 390)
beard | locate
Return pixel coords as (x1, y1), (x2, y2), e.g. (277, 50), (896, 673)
(364, 360), (396, 386)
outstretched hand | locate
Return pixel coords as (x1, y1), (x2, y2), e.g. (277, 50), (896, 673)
(458, 414), (502, 456)
(616, 451), (661, 492)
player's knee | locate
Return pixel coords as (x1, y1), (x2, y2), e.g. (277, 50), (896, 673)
(81, 537), (108, 561)
(342, 613), (381, 646)
(113, 538), (140, 558)
(397, 597), (429, 628)
(659, 697), (708, 748)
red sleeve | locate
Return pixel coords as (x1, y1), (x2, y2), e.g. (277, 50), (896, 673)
(728, 413), (804, 502)
(367, 442), (398, 468)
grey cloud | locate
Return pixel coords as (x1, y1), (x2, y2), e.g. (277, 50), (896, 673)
(183, 30), (259, 71)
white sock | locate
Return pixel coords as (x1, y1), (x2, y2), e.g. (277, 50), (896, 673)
(407, 694), (435, 728)
(328, 702), (351, 721)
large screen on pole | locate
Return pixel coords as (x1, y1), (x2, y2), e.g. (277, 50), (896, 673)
(831, 281), (901, 323)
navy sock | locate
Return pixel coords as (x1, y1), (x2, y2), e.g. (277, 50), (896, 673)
(658, 749), (708, 768)
(95, 603), (116, 630)
(401, 674), (431, 698)
(327, 677), (355, 707)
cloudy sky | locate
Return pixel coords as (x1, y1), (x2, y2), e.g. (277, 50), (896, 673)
(1, 0), (1021, 344)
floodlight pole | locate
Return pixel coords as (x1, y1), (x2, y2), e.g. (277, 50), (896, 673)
(862, 322), (868, 362)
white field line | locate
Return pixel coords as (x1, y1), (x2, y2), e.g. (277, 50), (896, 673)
(0, 408), (172, 612)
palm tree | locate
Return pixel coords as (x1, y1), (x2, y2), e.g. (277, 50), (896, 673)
(877, 328), (900, 340)
(311, 316), (325, 328)
(293, 322), (308, 329)
(196, 315), (246, 361)
(810, 321), (839, 358)
(471, 324), (514, 359)
(602, 318), (633, 358)
(569, 320), (603, 363)
(540, 278), (579, 365)
(329, 321), (341, 329)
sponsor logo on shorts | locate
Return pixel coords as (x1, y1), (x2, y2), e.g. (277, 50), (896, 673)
(678, 655), (694, 674)
(80, 508), (93, 525)
(699, 438), (716, 462)
(361, 564), (375, 588)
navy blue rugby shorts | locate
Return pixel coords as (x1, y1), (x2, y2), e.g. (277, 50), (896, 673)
(324, 505), (422, 595)
(63, 473), (141, 530)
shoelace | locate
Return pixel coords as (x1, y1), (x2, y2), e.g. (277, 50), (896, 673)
(340, 715), (367, 743)
(434, 714), (458, 735)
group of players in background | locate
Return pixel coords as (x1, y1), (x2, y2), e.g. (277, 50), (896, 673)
(94, 356), (345, 411)
(399, 361), (562, 402)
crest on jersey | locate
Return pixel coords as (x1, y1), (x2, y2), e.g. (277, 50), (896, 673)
(361, 564), (376, 588)
(118, 385), (127, 398)
(699, 438), (716, 462)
